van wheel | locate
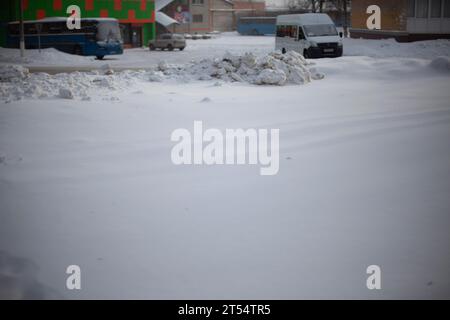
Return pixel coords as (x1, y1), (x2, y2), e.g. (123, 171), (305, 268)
(96, 55), (104, 60)
(149, 44), (155, 51)
(303, 50), (309, 59)
(282, 48), (286, 54)
(167, 44), (174, 51)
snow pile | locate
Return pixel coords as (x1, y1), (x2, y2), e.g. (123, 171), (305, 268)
(0, 69), (88, 102)
(0, 65), (147, 102)
(0, 51), (325, 102)
(0, 65), (29, 81)
(182, 51), (324, 85)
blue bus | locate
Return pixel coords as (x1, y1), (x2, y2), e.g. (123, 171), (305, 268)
(7, 17), (123, 60)
(237, 17), (276, 36)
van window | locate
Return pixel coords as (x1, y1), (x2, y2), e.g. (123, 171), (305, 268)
(290, 26), (297, 38)
(276, 25), (285, 37)
(298, 27), (305, 40)
(276, 25), (298, 38)
(303, 24), (337, 37)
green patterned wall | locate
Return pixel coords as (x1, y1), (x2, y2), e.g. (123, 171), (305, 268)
(1, 0), (156, 46)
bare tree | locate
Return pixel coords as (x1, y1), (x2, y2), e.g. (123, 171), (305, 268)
(343, 0), (349, 37)
(332, 0), (350, 37)
(287, 0), (349, 18)
(287, 0), (311, 11)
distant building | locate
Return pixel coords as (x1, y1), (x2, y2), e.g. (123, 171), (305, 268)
(264, 0), (290, 11)
(350, 0), (450, 41)
(164, 0), (266, 34)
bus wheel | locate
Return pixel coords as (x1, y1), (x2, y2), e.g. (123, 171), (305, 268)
(179, 47), (185, 51)
(96, 55), (104, 60)
(167, 44), (174, 51)
(73, 45), (82, 56)
(282, 48), (286, 54)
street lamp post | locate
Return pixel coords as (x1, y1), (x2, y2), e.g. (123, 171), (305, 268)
(36, 23), (42, 53)
(19, 0), (25, 57)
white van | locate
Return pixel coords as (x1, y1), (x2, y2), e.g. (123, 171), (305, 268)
(275, 13), (343, 58)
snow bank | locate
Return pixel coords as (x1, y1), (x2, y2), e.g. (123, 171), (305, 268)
(0, 65), (29, 81)
(429, 56), (450, 73)
(0, 51), (325, 102)
(0, 64), (147, 102)
(344, 38), (450, 59)
(0, 47), (93, 65)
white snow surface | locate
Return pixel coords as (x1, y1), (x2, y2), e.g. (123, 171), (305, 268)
(0, 34), (450, 299)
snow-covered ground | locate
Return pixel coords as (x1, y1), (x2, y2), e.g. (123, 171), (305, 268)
(0, 34), (450, 299)
(0, 33), (274, 69)
(1, 32), (450, 69)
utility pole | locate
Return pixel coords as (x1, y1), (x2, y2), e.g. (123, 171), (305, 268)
(19, 0), (25, 57)
(343, 0), (348, 37)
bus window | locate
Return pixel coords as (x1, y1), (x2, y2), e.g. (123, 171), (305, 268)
(8, 24), (19, 35)
(47, 22), (64, 34)
(96, 21), (122, 42)
(24, 24), (37, 34)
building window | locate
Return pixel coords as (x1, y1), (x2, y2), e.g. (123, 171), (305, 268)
(407, 0), (416, 17)
(430, 0), (442, 17)
(416, 0), (429, 18)
(192, 0), (204, 5)
(193, 14), (203, 23)
(444, 0), (450, 17)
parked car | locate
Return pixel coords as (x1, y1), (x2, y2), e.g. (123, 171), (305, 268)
(148, 33), (186, 51)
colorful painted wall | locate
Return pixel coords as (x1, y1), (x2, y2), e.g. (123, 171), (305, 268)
(1, 0), (156, 46)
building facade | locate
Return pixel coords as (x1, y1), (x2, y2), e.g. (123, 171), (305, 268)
(0, 0), (156, 47)
(350, 0), (450, 41)
(164, 0), (265, 33)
